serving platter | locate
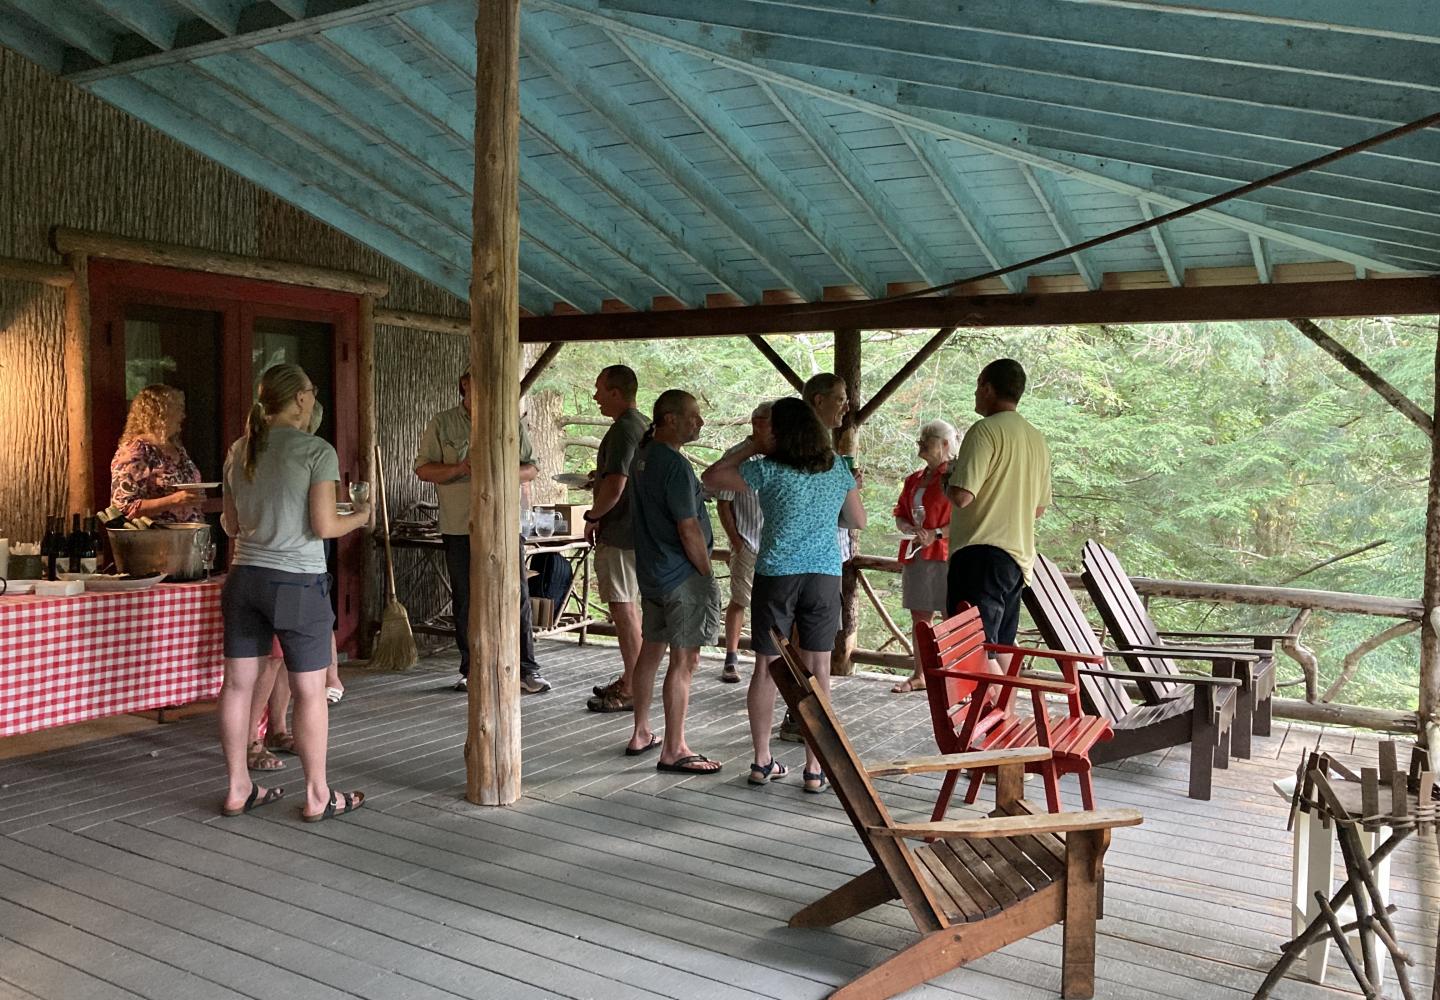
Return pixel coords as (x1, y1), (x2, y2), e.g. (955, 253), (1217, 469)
(171, 482), (221, 491)
(70, 574), (167, 593)
(553, 473), (591, 489)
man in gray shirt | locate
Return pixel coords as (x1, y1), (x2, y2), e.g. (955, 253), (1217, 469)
(625, 390), (722, 774)
(714, 401), (771, 683)
(583, 365), (648, 712)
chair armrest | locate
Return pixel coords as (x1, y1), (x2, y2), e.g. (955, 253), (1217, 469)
(865, 747), (1052, 777)
(1158, 630), (1287, 642)
(983, 642), (1104, 665)
(1059, 665), (1242, 688)
(870, 807), (1144, 840)
(1122, 644), (1267, 660)
(929, 666), (1074, 695)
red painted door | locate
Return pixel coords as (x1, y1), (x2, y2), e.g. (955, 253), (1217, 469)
(89, 260), (363, 654)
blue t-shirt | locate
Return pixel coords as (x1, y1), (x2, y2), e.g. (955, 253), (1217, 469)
(630, 440), (713, 598)
(741, 457), (856, 577)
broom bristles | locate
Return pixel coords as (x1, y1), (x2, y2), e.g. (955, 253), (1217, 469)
(371, 599), (418, 671)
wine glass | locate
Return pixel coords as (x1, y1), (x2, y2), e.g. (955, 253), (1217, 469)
(520, 508), (535, 537)
(348, 481), (371, 507)
(910, 503), (926, 534)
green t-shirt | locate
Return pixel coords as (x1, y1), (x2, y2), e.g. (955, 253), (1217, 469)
(224, 426), (340, 574)
(946, 410), (1051, 584)
(594, 407), (648, 549)
(414, 408), (538, 535)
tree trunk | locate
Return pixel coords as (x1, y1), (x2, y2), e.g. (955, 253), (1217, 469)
(833, 327), (862, 676)
(466, 0), (522, 807)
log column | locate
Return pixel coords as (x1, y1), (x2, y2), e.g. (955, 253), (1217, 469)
(62, 253), (92, 515)
(357, 293), (377, 656)
(1422, 315), (1440, 735)
(466, 0), (523, 806)
(833, 327), (862, 677)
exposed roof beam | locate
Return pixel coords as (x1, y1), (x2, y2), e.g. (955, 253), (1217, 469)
(609, 31), (885, 298)
(519, 276), (553, 318)
(518, 276), (1440, 343)
(63, 0), (437, 82)
(268, 0), (307, 19)
(0, 14), (65, 72)
(521, 202), (660, 311)
(520, 16), (822, 301)
(1018, 165), (1101, 291)
(596, 1), (1435, 129)
(1139, 201), (1182, 286)
(173, 0), (243, 36)
(520, 244), (606, 315)
(762, 81), (947, 288)
(899, 127), (1023, 293)
(88, 0), (180, 50)
(3, 0), (114, 63)
(1055, 0), (1440, 43)
(1249, 235), (1271, 283)
(85, 74), (469, 297)
(536, 1), (1407, 274)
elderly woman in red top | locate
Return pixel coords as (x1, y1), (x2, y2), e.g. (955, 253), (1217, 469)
(890, 418), (960, 693)
(110, 384), (205, 524)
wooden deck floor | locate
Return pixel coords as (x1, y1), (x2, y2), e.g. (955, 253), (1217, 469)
(0, 639), (1435, 1000)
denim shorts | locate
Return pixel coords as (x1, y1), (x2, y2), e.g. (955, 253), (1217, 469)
(223, 565), (335, 672)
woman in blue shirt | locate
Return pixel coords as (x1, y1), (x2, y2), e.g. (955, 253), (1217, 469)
(702, 397), (865, 793)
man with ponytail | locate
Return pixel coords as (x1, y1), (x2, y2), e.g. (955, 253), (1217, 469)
(219, 363), (371, 822)
(624, 389), (723, 773)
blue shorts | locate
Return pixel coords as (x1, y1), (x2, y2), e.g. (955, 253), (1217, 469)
(222, 565), (335, 671)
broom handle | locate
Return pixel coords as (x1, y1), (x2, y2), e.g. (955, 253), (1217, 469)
(374, 444), (398, 601)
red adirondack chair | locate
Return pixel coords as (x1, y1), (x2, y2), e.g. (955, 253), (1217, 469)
(915, 606), (1114, 816)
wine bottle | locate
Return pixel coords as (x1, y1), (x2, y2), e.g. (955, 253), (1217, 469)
(77, 516), (99, 574)
(67, 513), (85, 573)
(41, 515), (61, 581)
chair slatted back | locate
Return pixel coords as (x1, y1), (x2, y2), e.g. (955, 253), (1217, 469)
(1080, 540), (1181, 701)
(768, 629), (949, 932)
(1022, 553), (1135, 725)
(914, 607), (987, 753)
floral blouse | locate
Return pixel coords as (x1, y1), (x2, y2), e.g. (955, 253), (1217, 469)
(110, 439), (204, 523)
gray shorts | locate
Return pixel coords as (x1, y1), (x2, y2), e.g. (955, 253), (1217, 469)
(901, 558), (948, 612)
(641, 572), (722, 648)
(223, 565), (335, 671)
(751, 572), (841, 655)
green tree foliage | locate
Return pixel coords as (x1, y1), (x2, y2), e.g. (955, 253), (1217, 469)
(535, 317), (1436, 711)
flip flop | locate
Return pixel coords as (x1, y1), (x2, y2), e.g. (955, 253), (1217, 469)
(221, 784), (284, 817)
(656, 754), (722, 775)
(624, 734), (662, 757)
(325, 687), (344, 705)
(890, 677), (926, 694)
(302, 789), (366, 823)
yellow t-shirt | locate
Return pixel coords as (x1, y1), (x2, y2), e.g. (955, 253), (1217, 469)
(946, 410), (1051, 584)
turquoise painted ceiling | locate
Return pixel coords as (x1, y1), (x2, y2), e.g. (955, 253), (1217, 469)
(3, 0), (1438, 315)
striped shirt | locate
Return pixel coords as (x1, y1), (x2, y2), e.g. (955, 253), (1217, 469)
(714, 440), (763, 553)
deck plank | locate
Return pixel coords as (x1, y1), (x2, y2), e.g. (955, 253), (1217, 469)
(0, 641), (1433, 999)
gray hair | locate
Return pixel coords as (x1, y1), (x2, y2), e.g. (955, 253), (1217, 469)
(920, 418), (960, 457)
(751, 400), (774, 419)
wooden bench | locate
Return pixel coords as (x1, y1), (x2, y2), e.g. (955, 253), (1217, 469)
(915, 606), (1113, 815)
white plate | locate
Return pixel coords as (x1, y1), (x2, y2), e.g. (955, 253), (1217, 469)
(80, 574), (167, 593)
(553, 473), (591, 489)
(171, 482), (221, 491)
(2, 581), (36, 595)
(336, 502), (354, 514)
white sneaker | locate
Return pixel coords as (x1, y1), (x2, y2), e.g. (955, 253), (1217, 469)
(452, 677), (467, 692)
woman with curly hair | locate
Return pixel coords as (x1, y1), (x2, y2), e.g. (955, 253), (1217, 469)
(702, 396), (865, 794)
(109, 384), (205, 523)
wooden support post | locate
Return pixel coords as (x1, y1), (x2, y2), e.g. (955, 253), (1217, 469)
(466, 0), (523, 807)
(833, 327), (862, 676)
(1421, 315), (1440, 735)
(747, 334), (805, 391)
(357, 294), (378, 656)
(520, 341), (564, 393)
(855, 326), (958, 427)
(62, 254), (92, 515)
(1290, 319), (1434, 437)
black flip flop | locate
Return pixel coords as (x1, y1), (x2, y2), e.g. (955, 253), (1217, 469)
(302, 790), (366, 823)
(221, 784), (284, 817)
(624, 734), (662, 757)
(656, 754), (722, 775)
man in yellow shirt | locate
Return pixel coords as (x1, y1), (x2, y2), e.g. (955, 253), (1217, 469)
(945, 359), (1051, 656)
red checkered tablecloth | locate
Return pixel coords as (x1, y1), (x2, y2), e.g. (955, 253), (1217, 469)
(0, 578), (225, 737)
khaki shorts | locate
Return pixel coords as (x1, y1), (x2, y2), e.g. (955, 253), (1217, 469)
(641, 572), (723, 648)
(727, 544), (758, 609)
(594, 543), (641, 604)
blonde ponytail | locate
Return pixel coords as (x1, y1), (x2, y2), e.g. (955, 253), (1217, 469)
(244, 363), (312, 480)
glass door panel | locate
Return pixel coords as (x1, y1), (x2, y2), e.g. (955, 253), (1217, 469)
(251, 316), (336, 446)
(122, 304), (224, 483)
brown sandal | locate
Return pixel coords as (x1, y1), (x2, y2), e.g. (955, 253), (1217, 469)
(247, 740), (286, 771)
(890, 676), (926, 694)
(264, 731), (296, 754)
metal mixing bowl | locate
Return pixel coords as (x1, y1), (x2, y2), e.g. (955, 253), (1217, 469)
(107, 523), (212, 581)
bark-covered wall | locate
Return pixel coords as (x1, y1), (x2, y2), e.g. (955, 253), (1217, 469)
(0, 48), (484, 636)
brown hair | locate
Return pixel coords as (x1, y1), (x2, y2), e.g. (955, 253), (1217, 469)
(598, 364), (638, 401)
(768, 397), (835, 475)
(120, 385), (184, 446)
(244, 363), (311, 480)
(981, 358), (1027, 403)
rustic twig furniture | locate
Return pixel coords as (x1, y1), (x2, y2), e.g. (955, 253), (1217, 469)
(914, 607), (1113, 815)
(1023, 553), (1244, 800)
(769, 627), (1142, 1000)
(1080, 539), (1282, 755)
(1254, 741), (1436, 999)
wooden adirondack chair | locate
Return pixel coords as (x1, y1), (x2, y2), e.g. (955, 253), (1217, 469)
(914, 607), (1113, 815)
(1080, 539), (1282, 755)
(1022, 553), (1244, 800)
(768, 628), (1142, 1000)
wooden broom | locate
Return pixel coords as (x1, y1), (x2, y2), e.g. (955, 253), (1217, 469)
(369, 444), (417, 671)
